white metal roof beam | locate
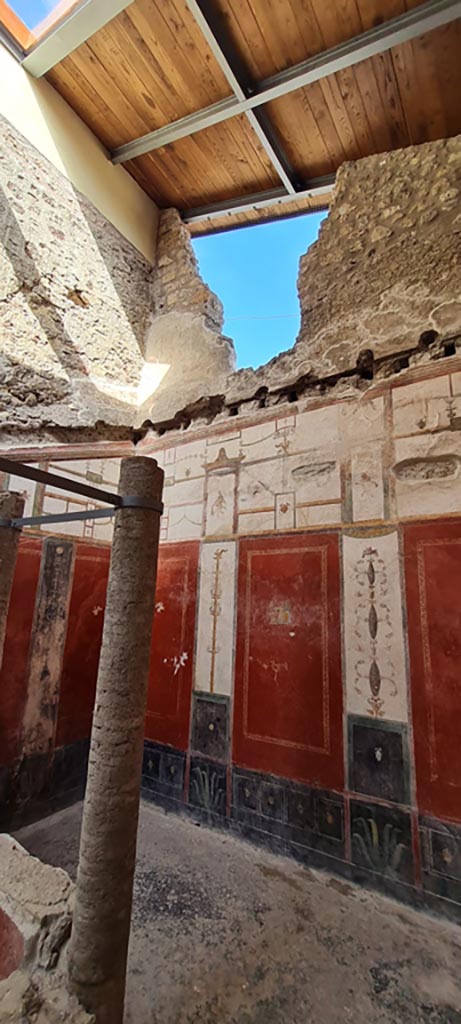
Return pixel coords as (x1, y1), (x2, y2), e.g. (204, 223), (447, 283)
(111, 0), (461, 164)
(184, 0), (300, 195)
(182, 176), (336, 226)
(22, 0), (134, 78)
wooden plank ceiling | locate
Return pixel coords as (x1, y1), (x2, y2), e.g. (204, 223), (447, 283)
(43, 0), (461, 234)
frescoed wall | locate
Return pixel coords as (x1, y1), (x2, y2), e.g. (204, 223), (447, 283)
(139, 357), (461, 919)
(0, 451), (122, 821)
(1, 358), (461, 917)
(233, 533), (342, 790)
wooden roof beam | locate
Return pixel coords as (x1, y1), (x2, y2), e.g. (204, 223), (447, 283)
(111, 0), (461, 164)
(181, 177), (336, 227)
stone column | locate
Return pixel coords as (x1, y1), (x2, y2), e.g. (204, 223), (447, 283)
(0, 492), (24, 669)
(68, 456), (164, 1024)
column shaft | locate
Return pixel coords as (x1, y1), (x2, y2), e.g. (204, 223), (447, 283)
(0, 492), (25, 669)
(68, 456), (163, 1024)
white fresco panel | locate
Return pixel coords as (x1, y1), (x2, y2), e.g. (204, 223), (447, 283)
(275, 492), (295, 530)
(295, 503), (341, 527)
(296, 404), (340, 449)
(338, 396), (385, 443)
(205, 472), (235, 536)
(238, 509), (275, 534)
(168, 504), (203, 541)
(392, 375), (451, 437)
(194, 541), (237, 696)
(343, 531), (409, 722)
(393, 431), (461, 518)
(351, 446), (385, 522)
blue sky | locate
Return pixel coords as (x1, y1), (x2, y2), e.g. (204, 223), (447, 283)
(9, 0), (56, 29)
(192, 211), (325, 369)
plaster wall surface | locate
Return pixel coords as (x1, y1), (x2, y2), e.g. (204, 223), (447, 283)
(135, 360), (461, 916)
(140, 209), (236, 424)
(0, 116), (154, 439)
(0, 44), (158, 261)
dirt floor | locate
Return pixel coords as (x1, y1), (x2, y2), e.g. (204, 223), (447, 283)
(14, 799), (461, 1024)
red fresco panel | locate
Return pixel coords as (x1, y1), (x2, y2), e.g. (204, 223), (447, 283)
(56, 542), (110, 747)
(233, 533), (343, 789)
(145, 541), (199, 751)
(404, 520), (461, 821)
(0, 536), (41, 764)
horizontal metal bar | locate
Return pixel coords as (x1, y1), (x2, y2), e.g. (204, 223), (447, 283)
(0, 458), (164, 523)
(9, 508), (118, 528)
(112, 96), (239, 162)
(1, 500), (164, 529)
(182, 176), (335, 224)
(0, 456), (121, 506)
(256, 0), (461, 100)
(111, 0), (461, 164)
(22, 0), (134, 78)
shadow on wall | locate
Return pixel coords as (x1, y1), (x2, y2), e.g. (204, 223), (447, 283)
(0, 186), (136, 426)
(0, 127), (173, 430)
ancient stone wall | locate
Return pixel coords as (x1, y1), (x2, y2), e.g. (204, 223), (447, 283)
(3, 120), (459, 441)
(0, 119), (236, 440)
(136, 135), (461, 423)
(152, 209), (224, 331)
(140, 208), (235, 424)
(0, 116), (153, 441)
(296, 135), (461, 377)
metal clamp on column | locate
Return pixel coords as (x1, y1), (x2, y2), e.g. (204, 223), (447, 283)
(120, 496), (164, 514)
(0, 518), (21, 530)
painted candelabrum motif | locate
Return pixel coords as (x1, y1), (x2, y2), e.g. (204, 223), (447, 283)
(352, 545), (398, 718)
(207, 547), (227, 694)
(274, 423), (295, 457)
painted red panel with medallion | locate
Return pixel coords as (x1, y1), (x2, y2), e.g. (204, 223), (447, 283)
(404, 519), (461, 821)
(56, 542), (110, 747)
(0, 536), (41, 764)
(233, 532), (343, 789)
(145, 541), (199, 751)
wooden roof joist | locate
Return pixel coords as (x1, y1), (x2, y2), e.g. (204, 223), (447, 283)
(3, 0), (461, 232)
(111, 0), (461, 165)
(182, 178), (335, 229)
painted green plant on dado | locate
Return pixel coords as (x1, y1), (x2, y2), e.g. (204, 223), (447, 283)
(191, 766), (225, 817)
(352, 817), (406, 879)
